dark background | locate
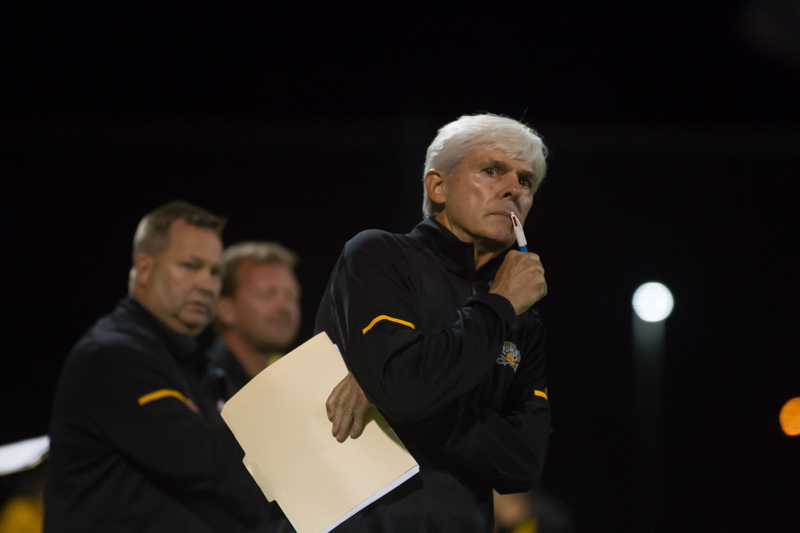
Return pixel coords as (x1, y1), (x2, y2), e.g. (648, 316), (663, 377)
(2, 2), (800, 531)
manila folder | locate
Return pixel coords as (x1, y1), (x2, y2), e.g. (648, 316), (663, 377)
(221, 332), (419, 533)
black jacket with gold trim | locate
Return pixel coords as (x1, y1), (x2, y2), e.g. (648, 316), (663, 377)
(44, 297), (288, 532)
(315, 217), (552, 533)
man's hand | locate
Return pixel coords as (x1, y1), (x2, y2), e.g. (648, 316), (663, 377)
(489, 250), (547, 315)
(326, 372), (372, 443)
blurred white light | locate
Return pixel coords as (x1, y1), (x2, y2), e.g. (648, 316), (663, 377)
(632, 282), (674, 322)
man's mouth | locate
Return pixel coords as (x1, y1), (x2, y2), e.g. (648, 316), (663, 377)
(267, 315), (294, 327)
(187, 302), (210, 314)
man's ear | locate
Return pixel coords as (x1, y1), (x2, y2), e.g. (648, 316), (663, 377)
(424, 169), (446, 207)
(216, 296), (236, 328)
(133, 253), (153, 290)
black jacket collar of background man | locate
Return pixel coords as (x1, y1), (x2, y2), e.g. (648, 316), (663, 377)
(207, 337), (251, 402)
(118, 296), (202, 367)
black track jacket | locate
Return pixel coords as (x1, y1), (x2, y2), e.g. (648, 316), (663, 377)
(315, 217), (552, 532)
(44, 297), (288, 532)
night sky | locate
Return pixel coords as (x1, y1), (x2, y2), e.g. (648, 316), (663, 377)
(2, 3), (800, 531)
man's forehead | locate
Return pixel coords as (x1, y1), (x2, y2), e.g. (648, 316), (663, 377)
(466, 145), (532, 172)
(240, 261), (298, 283)
(166, 219), (223, 255)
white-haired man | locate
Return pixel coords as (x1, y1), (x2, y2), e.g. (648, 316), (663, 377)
(210, 242), (302, 401)
(316, 114), (552, 531)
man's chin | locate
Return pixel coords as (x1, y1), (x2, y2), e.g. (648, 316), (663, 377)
(179, 313), (212, 334)
(483, 234), (515, 251)
(254, 338), (293, 353)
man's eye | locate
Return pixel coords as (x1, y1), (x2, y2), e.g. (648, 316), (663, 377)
(182, 262), (199, 270)
(519, 178), (531, 188)
(484, 168), (496, 176)
(258, 289), (278, 300)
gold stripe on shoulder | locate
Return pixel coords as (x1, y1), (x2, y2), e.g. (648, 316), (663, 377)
(362, 315), (416, 335)
(138, 389), (187, 406)
(534, 389), (548, 401)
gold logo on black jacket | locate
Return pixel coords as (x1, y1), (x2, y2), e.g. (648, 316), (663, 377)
(496, 341), (521, 372)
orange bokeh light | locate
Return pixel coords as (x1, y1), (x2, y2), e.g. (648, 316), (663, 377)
(779, 398), (800, 436)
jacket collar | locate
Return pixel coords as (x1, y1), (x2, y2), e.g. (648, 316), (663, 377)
(408, 217), (513, 284)
(207, 337), (250, 386)
(117, 296), (199, 363)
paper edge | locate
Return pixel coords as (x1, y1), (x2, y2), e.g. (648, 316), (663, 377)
(319, 465), (420, 533)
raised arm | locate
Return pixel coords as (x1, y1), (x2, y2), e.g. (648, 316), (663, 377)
(316, 231), (516, 424)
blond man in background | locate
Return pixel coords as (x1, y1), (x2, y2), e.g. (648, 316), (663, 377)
(210, 242), (302, 401)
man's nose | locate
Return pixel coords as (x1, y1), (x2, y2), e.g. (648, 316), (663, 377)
(196, 269), (219, 294)
(275, 293), (297, 311)
(501, 173), (523, 201)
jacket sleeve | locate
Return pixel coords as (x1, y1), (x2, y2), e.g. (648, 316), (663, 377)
(77, 339), (266, 526)
(317, 231), (552, 490)
(438, 320), (552, 493)
(317, 231), (516, 424)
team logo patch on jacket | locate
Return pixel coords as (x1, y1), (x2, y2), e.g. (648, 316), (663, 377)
(496, 341), (521, 372)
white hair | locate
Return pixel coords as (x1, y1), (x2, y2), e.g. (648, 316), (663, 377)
(422, 113), (548, 218)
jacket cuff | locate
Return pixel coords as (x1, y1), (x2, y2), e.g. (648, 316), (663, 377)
(469, 293), (516, 325)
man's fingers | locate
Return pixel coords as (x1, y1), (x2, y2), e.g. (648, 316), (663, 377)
(326, 380), (344, 421)
(326, 372), (372, 442)
(332, 390), (348, 437)
(349, 398), (370, 438)
(333, 385), (357, 442)
(326, 395), (336, 421)
(335, 407), (354, 442)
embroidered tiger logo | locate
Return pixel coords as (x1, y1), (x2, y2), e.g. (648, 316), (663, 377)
(496, 341), (521, 372)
